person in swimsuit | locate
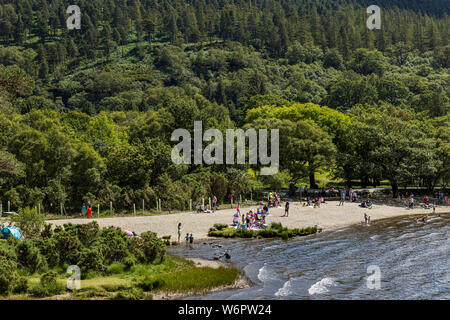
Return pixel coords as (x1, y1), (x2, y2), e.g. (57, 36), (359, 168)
(177, 223), (182, 243)
(212, 196), (217, 213)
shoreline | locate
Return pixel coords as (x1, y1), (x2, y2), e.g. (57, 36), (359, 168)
(47, 200), (449, 241)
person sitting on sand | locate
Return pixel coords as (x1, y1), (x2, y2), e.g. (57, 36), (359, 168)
(424, 195), (429, 206)
(352, 191), (357, 202)
(366, 199), (373, 209)
(408, 195), (414, 209)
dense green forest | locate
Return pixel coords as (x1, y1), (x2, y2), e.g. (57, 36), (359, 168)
(0, 0), (449, 213)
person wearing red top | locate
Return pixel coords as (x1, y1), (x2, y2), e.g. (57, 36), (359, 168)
(87, 202), (92, 218)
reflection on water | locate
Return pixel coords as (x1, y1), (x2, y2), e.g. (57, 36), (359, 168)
(168, 213), (450, 300)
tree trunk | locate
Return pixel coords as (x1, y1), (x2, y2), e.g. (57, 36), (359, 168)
(309, 171), (317, 189)
(392, 182), (399, 198)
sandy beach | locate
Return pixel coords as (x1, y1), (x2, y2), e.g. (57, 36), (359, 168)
(47, 200), (448, 241)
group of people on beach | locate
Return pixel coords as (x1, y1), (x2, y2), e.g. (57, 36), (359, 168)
(177, 222), (194, 246)
(196, 195), (218, 213)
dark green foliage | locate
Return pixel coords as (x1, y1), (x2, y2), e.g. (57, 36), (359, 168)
(0, 222), (167, 283)
(213, 224), (228, 231)
(0, 256), (21, 295)
(0, 0), (448, 213)
(29, 271), (64, 298)
(113, 287), (144, 300)
(135, 277), (166, 291)
(15, 240), (48, 274)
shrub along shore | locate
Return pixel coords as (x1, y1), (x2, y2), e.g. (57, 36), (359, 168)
(208, 223), (321, 240)
(0, 220), (241, 300)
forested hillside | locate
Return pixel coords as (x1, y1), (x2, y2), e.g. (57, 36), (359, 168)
(0, 0), (448, 213)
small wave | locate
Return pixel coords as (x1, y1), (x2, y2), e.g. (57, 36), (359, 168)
(308, 277), (336, 295)
(370, 235), (380, 241)
(275, 279), (293, 297)
(262, 244), (283, 252)
(395, 233), (415, 240)
(257, 264), (271, 282)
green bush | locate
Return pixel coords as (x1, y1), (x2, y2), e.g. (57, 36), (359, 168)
(270, 222), (283, 230)
(15, 240), (48, 274)
(33, 237), (60, 268)
(140, 231), (166, 264)
(135, 276), (166, 291)
(77, 247), (105, 272)
(113, 287), (144, 300)
(9, 207), (45, 238)
(123, 254), (138, 269)
(106, 263), (125, 275)
(213, 224), (228, 231)
(12, 276), (28, 294)
(0, 257), (20, 295)
(29, 271), (64, 297)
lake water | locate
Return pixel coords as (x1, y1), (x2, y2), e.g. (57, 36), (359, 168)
(168, 213), (449, 300)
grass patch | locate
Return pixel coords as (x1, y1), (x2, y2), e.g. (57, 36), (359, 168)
(139, 266), (240, 294)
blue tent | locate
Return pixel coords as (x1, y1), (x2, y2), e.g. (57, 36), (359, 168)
(0, 226), (22, 240)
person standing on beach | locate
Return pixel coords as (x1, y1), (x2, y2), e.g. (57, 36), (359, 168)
(185, 233), (190, 245)
(283, 200), (289, 217)
(189, 234), (194, 247)
(349, 188), (353, 202)
(177, 223), (182, 243)
(87, 202), (92, 218)
(82, 203), (86, 217)
(212, 196), (217, 213)
(339, 191), (345, 206)
(230, 194), (234, 208)
(236, 202), (240, 214)
(438, 191), (443, 205)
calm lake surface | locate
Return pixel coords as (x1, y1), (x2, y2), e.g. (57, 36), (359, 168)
(168, 213), (449, 300)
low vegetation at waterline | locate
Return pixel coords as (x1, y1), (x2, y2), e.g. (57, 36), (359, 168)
(0, 256), (240, 300)
(0, 220), (240, 299)
(208, 223), (321, 240)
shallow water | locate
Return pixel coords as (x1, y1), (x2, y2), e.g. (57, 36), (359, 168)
(168, 213), (449, 300)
